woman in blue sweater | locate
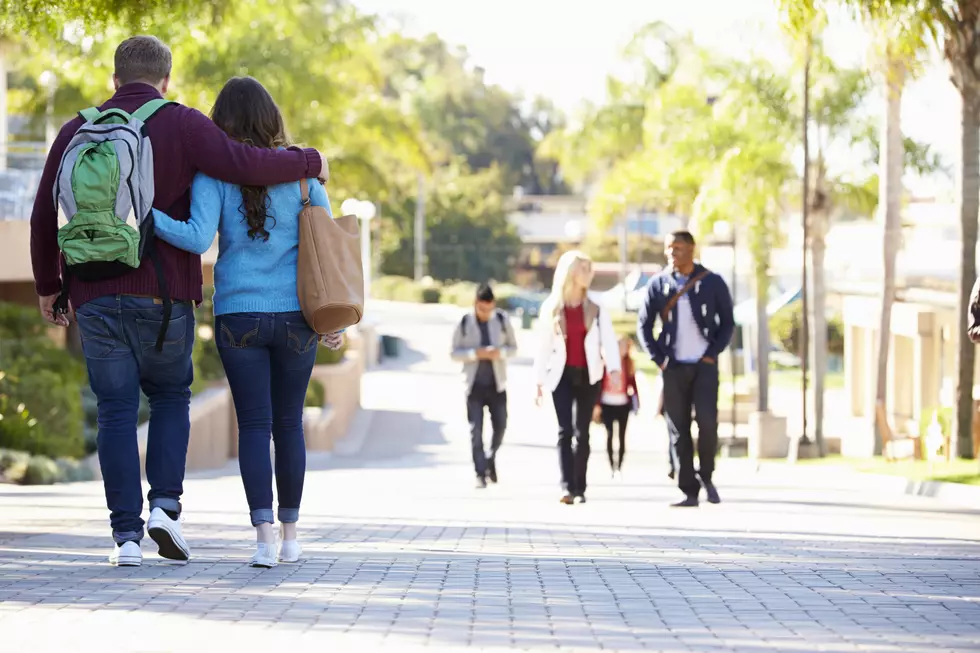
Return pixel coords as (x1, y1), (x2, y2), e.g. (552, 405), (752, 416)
(152, 77), (339, 568)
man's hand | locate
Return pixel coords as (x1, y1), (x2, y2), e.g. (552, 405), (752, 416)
(476, 347), (500, 361)
(318, 153), (329, 183)
(700, 356), (716, 364)
(38, 294), (69, 327)
(659, 360), (667, 371)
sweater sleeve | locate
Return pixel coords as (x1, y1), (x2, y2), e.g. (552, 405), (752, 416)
(152, 173), (222, 255)
(181, 107), (322, 185)
(307, 178), (333, 217)
(703, 274), (735, 360)
(30, 120), (79, 296)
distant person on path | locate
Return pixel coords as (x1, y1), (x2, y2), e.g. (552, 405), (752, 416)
(638, 231), (734, 507)
(151, 77), (343, 568)
(598, 336), (639, 477)
(30, 36), (326, 568)
(534, 251), (621, 505)
(451, 283), (518, 489)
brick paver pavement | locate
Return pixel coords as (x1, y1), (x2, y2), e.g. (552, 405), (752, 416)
(1, 302), (979, 652)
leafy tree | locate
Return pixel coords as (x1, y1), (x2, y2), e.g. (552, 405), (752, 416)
(378, 162), (520, 282)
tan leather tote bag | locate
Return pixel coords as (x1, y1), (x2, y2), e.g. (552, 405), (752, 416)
(296, 178), (364, 334)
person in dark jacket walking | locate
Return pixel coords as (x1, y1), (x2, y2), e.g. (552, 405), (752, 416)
(30, 36), (326, 567)
(638, 231), (735, 507)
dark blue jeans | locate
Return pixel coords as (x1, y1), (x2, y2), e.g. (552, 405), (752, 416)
(76, 295), (195, 544)
(467, 383), (507, 478)
(216, 312), (317, 527)
(552, 367), (601, 497)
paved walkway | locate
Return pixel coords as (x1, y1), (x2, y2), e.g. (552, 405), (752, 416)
(1, 302), (979, 652)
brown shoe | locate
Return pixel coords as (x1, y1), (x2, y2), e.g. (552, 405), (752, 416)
(560, 493), (574, 505)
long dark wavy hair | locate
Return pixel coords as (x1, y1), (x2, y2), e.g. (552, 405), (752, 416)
(210, 77), (289, 241)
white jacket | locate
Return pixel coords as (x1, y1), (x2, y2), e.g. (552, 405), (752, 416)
(534, 293), (622, 392)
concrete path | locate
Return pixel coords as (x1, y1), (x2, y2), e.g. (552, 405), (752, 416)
(1, 301), (978, 652)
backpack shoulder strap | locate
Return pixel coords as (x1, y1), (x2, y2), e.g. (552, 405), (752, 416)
(131, 99), (175, 123)
(496, 310), (506, 329)
(459, 314), (469, 337)
(78, 107), (101, 123)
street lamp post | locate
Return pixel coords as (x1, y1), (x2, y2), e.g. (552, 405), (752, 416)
(341, 198), (376, 300)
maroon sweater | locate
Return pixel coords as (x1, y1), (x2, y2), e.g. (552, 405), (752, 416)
(30, 83), (323, 307)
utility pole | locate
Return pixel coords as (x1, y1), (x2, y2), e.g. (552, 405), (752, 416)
(414, 172), (425, 281)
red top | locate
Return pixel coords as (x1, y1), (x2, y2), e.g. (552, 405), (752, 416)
(564, 304), (588, 368)
(30, 83), (323, 307)
(602, 356), (639, 405)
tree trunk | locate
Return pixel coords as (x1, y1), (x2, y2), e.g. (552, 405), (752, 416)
(0, 42), (8, 171)
(755, 262), (770, 413)
(810, 203), (829, 457)
(874, 54), (904, 456)
(954, 89), (980, 460)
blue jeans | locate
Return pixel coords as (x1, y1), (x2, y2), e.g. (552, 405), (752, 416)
(216, 312), (317, 527)
(76, 295), (195, 544)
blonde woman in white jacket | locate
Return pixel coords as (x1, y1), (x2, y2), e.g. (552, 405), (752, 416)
(534, 250), (622, 504)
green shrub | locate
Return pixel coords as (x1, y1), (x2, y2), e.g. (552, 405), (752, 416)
(0, 449), (30, 482)
(21, 455), (59, 485)
(315, 338), (348, 365)
(55, 456), (94, 483)
(439, 281), (477, 306)
(918, 407), (953, 440)
(768, 302), (845, 356)
(0, 302), (86, 460)
(421, 287), (442, 304)
(305, 380), (326, 408)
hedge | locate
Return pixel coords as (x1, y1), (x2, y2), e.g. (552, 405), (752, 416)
(0, 303), (85, 460)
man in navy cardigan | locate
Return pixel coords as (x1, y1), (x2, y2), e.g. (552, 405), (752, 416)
(30, 36), (326, 566)
(638, 231), (735, 507)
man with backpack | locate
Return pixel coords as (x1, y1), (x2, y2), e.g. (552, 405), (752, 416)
(638, 231), (735, 508)
(30, 36), (327, 567)
(451, 283), (518, 488)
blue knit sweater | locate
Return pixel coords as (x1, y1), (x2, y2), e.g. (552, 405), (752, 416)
(152, 172), (332, 316)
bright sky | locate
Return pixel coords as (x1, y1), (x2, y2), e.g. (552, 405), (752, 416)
(354, 0), (960, 197)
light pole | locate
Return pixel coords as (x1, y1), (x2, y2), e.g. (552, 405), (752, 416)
(341, 198), (376, 300)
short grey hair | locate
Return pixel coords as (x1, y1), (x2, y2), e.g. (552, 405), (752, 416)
(114, 36), (172, 85)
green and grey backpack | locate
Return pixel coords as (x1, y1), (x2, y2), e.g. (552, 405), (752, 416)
(53, 98), (175, 349)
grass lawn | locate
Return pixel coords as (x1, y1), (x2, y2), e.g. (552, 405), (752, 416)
(795, 454), (980, 486)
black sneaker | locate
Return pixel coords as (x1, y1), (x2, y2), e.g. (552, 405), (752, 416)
(475, 476), (487, 489)
(574, 495), (587, 505)
(487, 458), (498, 484)
(703, 481), (721, 504)
(671, 495), (699, 508)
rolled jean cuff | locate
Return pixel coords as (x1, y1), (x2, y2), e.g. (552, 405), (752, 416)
(278, 508), (299, 524)
(250, 509), (275, 526)
(113, 529), (143, 545)
(149, 498), (181, 514)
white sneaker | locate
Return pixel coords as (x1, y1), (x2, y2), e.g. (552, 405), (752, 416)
(109, 541), (142, 567)
(251, 540), (278, 568)
(147, 507), (190, 561)
(279, 538), (302, 563)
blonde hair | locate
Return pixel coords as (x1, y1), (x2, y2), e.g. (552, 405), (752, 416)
(542, 250), (592, 320)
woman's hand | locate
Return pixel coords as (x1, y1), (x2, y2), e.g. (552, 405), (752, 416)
(320, 332), (344, 350)
(535, 385), (544, 407)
